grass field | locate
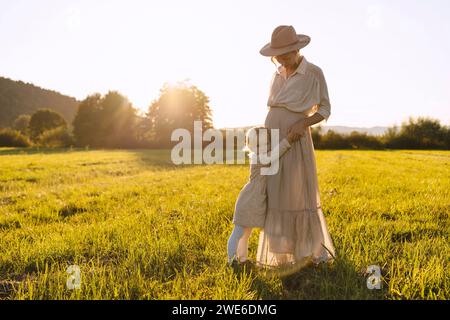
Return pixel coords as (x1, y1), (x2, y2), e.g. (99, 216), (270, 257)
(0, 147), (448, 300)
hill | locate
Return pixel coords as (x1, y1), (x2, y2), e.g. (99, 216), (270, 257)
(0, 77), (79, 128)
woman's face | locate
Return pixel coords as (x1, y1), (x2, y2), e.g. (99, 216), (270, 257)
(274, 50), (298, 67)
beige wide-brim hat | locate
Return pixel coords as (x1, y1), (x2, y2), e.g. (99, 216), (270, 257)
(260, 25), (311, 57)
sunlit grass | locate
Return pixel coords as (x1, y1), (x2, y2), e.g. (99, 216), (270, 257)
(0, 148), (448, 299)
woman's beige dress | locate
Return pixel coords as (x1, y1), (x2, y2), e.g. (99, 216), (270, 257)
(256, 56), (336, 267)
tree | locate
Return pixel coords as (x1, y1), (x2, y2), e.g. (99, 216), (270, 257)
(13, 114), (31, 135)
(72, 94), (103, 147)
(29, 109), (67, 140)
(145, 81), (213, 147)
(72, 91), (138, 148)
(401, 117), (446, 148)
(100, 91), (138, 148)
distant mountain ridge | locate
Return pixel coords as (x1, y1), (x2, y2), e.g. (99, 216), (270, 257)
(220, 125), (389, 136)
(0, 76), (79, 128)
(319, 125), (388, 136)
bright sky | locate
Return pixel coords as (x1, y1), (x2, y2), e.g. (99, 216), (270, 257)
(1, 0), (449, 128)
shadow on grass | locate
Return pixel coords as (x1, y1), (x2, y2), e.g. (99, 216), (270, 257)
(251, 256), (388, 300)
(0, 147), (177, 169)
(0, 147), (90, 156)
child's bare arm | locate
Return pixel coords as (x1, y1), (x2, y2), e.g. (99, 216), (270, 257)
(266, 137), (292, 163)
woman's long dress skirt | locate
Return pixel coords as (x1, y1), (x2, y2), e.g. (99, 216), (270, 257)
(256, 107), (336, 268)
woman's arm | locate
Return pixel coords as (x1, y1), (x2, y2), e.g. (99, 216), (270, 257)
(304, 112), (325, 127)
(289, 68), (331, 139)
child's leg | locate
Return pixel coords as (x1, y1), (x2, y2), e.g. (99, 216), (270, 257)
(236, 228), (253, 262)
(227, 225), (245, 263)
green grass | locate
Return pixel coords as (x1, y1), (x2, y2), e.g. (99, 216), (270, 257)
(0, 147), (448, 300)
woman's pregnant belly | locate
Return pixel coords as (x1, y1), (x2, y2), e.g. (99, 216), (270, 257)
(264, 107), (307, 139)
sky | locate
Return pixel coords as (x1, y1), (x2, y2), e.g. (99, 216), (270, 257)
(1, 0), (449, 129)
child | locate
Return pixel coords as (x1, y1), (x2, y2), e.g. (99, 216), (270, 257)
(227, 126), (295, 267)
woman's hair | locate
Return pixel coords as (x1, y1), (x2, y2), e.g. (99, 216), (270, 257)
(270, 56), (278, 69)
(243, 126), (271, 156)
(270, 49), (301, 69)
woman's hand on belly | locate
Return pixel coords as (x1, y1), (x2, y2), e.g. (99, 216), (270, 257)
(288, 119), (307, 141)
(287, 132), (298, 144)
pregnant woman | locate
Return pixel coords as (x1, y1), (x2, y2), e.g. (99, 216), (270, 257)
(256, 25), (336, 269)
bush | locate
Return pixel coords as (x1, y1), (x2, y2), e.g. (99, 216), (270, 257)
(38, 126), (74, 147)
(317, 130), (351, 149)
(382, 117), (448, 149)
(311, 126), (322, 146)
(347, 131), (384, 149)
(313, 130), (385, 150)
(0, 128), (32, 147)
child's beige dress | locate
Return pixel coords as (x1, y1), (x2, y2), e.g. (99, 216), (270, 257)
(232, 138), (292, 228)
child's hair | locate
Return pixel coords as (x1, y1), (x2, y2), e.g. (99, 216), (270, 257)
(243, 126), (271, 156)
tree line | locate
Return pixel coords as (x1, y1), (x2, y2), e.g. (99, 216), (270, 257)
(0, 80), (448, 150)
(311, 117), (449, 150)
(0, 81), (214, 149)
